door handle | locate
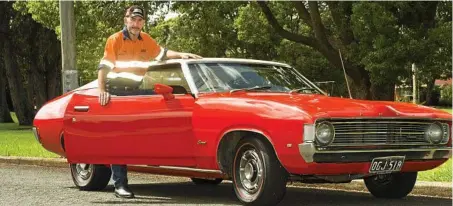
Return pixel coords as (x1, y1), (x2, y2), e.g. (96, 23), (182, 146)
(74, 106), (89, 112)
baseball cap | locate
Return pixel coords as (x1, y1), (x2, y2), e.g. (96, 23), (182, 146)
(126, 5), (145, 19)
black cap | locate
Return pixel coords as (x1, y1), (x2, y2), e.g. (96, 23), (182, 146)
(126, 5), (144, 19)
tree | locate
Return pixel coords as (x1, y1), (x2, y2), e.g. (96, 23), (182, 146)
(257, 1), (451, 100)
(0, 2), (34, 125)
(0, 2), (65, 125)
(15, 1), (169, 85)
(15, 1), (451, 103)
(0, 55), (14, 123)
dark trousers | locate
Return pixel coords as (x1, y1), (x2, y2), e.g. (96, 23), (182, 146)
(111, 164), (128, 188)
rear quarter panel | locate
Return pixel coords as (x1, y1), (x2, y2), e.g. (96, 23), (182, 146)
(33, 93), (74, 157)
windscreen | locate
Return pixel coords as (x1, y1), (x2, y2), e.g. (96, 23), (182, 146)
(188, 63), (324, 94)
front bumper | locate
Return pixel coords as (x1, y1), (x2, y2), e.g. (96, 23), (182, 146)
(32, 126), (41, 144)
(299, 142), (452, 163)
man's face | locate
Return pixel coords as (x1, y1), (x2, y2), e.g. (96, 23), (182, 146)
(124, 15), (144, 36)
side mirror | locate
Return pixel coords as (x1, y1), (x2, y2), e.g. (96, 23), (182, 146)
(154, 83), (175, 100)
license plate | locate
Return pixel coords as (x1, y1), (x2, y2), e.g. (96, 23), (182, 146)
(369, 156), (405, 174)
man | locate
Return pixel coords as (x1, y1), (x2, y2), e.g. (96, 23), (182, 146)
(97, 5), (201, 198)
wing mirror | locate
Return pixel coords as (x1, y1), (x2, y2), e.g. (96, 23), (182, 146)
(153, 83), (175, 100)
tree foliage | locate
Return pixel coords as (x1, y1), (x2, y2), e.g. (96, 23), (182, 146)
(1, 1), (451, 124)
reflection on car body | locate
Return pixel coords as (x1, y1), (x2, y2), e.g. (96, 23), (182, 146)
(33, 58), (452, 205)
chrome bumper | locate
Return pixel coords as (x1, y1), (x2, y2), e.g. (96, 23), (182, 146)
(32, 127), (41, 144)
(298, 142), (452, 163)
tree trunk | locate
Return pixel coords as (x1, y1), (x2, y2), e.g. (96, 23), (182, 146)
(28, 21), (48, 111)
(46, 32), (62, 100)
(317, 47), (372, 100)
(0, 3), (34, 125)
(371, 82), (395, 101)
(257, 1), (374, 100)
(424, 78), (436, 106)
(3, 41), (34, 125)
(0, 2), (15, 123)
(0, 55), (14, 123)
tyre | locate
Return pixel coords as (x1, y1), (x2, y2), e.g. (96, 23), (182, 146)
(191, 178), (223, 185)
(70, 163), (111, 191)
(232, 138), (288, 205)
(364, 172), (417, 199)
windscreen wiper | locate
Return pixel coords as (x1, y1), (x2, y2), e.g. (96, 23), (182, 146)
(230, 86), (272, 93)
(289, 87), (318, 94)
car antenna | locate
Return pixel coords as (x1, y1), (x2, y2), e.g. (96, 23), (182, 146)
(339, 49), (353, 99)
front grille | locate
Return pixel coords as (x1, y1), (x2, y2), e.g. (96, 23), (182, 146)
(324, 119), (446, 146)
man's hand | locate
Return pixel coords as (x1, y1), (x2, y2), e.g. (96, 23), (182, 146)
(179, 53), (202, 59)
(99, 91), (111, 106)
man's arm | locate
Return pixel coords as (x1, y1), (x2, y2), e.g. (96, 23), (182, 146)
(98, 67), (111, 106)
(97, 36), (118, 106)
(98, 67), (110, 92)
(166, 50), (202, 59)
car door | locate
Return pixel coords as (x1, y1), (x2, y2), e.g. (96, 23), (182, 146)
(64, 65), (196, 167)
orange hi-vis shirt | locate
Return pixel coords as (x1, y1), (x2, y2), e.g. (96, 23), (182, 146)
(98, 28), (165, 75)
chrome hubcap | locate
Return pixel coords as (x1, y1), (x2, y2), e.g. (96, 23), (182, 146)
(239, 149), (263, 194)
(75, 163), (93, 180)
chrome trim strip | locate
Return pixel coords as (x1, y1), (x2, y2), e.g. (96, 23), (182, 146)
(291, 67), (327, 95)
(329, 143), (441, 146)
(315, 148), (452, 153)
(219, 128), (277, 150)
(217, 128), (284, 170)
(331, 121), (433, 124)
(180, 62), (199, 98)
(298, 142), (452, 163)
(335, 131), (425, 135)
(169, 58), (292, 68)
(32, 127), (40, 144)
(130, 165), (223, 174)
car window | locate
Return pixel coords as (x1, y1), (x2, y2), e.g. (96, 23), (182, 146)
(143, 64), (191, 94)
(188, 63), (324, 94)
(106, 63), (191, 96)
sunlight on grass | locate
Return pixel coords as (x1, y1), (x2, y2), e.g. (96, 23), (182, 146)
(418, 159), (452, 182)
(10, 112), (18, 123)
(0, 123), (59, 158)
(417, 107), (452, 182)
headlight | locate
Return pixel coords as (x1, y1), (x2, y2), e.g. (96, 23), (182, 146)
(315, 122), (335, 146)
(425, 122), (443, 144)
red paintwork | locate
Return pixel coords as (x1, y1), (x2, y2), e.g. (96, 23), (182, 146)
(33, 82), (452, 178)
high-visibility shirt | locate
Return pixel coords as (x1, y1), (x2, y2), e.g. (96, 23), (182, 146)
(98, 27), (165, 75)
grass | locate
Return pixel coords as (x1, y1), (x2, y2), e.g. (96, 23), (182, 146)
(417, 107), (452, 182)
(418, 159), (451, 182)
(0, 114), (59, 158)
(434, 106), (452, 114)
(1, 108), (452, 181)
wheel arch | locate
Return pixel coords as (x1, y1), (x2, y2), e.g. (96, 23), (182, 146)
(216, 128), (286, 178)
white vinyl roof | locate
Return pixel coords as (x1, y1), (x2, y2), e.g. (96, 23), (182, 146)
(149, 58), (292, 68)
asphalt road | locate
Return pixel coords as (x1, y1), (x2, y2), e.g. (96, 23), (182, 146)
(0, 163), (451, 206)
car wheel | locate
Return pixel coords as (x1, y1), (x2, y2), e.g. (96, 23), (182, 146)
(232, 138), (288, 205)
(364, 172), (417, 199)
(70, 163), (111, 191)
(190, 178), (223, 185)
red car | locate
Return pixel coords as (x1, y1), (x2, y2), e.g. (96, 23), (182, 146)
(33, 58), (452, 205)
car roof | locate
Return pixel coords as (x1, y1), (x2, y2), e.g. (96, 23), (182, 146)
(149, 58), (292, 68)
